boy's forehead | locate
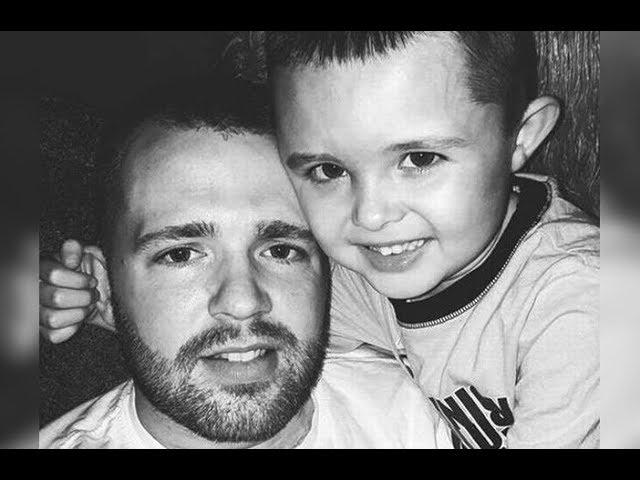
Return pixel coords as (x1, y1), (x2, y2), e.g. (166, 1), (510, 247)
(274, 32), (469, 97)
(273, 33), (492, 149)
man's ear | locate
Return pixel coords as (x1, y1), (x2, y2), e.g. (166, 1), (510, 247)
(80, 246), (116, 332)
(511, 96), (561, 172)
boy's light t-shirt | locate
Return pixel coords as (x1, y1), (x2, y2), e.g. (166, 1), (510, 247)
(39, 348), (436, 449)
(329, 174), (599, 449)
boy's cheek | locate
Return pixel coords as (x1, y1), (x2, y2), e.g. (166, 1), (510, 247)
(295, 189), (345, 233)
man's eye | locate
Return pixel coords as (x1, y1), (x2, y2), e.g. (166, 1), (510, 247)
(309, 163), (347, 182)
(157, 247), (203, 264)
(263, 245), (306, 262)
(399, 152), (443, 169)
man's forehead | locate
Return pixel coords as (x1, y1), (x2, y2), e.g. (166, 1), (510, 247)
(122, 125), (306, 230)
(125, 125), (281, 178)
(124, 126), (292, 196)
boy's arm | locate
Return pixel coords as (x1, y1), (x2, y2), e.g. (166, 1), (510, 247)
(508, 264), (599, 448)
(40, 239), (113, 343)
(328, 262), (401, 355)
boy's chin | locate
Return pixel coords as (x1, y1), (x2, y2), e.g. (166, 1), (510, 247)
(364, 270), (442, 300)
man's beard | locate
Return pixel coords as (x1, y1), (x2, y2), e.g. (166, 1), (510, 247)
(113, 301), (329, 444)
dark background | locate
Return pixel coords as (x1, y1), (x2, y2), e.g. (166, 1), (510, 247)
(17, 31), (599, 425)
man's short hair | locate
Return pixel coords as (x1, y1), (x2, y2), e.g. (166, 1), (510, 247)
(265, 31), (538, 135)
(96, 76), (273, 257)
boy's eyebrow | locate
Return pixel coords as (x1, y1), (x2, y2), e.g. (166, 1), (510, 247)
(285, 152), (341, 170)
(256, 220), (314, 242)
(384, 136), (471, 152)
(134, 221), (218, 252)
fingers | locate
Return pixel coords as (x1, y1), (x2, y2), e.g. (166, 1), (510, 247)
(40, 324), (81, 344)
(60, 239), (84, 270)
(40, 306), (93, 329)
(40, 258), (97, 290)
(39, 283), (99, 310)
(39, 239), (100, 345)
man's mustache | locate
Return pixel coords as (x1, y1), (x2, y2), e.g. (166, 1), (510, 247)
(174, 318), (299, 373)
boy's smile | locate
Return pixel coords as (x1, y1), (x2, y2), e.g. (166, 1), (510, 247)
(359, 237), (431, 273)
(273, 32), (516, 299)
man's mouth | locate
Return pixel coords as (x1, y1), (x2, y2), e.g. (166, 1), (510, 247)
(209, 349), (269, 362)
(365, 238), (426, 256)
(200, 343), (280, 385)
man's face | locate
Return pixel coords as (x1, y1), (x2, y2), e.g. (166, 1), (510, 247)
(273, 33), (514, 299)
(109, 125), (329, 443)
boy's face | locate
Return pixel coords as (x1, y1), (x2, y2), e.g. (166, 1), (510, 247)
(273, 33), (515, 299)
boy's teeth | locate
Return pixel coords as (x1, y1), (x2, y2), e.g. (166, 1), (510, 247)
(215, 349), (265, 362)
(368, 239), (425, 256)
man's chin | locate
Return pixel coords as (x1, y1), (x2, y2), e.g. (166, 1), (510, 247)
(116, 306), (331, 445)
(154, 380), (307, 444)
(134, 347), (325, 444)
(220, 380), (273, 397)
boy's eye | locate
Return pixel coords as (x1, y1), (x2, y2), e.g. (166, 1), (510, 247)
(309, 163), (347, 182)
(157, 247), (204, 264)
(399, 152), (443, 169)
(262, 244), (307, 262)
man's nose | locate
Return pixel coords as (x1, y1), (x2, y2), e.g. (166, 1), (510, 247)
(208, 260), (272, 322)
(352, 180), (404, 232)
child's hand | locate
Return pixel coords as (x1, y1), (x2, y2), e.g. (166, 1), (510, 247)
(39, 239), (112, 343)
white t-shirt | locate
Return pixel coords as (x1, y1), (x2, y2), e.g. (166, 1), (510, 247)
(39, 348), (436, 449)
(329, 174), (600, 449)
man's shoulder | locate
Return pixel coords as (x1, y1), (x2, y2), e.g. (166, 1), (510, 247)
(319, 348), (422, 409)
(39, 380), (134, 449)
(309, 347), (435, 448)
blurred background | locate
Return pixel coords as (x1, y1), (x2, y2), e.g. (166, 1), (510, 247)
(600, 31), (640, 449)
(0, 79), (38, 448)
(3, 30), (636, 448)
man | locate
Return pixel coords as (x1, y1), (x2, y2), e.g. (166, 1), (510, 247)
(39, 79), (434, 448)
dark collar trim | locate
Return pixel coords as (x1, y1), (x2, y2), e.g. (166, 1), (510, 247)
(389, 176), (552, 327)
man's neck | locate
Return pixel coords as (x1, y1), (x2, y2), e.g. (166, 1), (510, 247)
(134, 385), (315, 449)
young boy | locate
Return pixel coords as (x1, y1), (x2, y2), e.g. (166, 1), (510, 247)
(40, 31), (599, 448)
(265, 31), (599, 449)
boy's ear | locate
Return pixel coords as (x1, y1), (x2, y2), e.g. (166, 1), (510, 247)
(80, 246), (116, 333)
(511, 96), (561, 172)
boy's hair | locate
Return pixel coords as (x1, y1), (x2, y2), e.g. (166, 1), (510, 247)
(96, 76), (273, 256)
(265, 31), (538, 135)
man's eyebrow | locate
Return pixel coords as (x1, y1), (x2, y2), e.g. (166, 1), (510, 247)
(134, 221), (218, 252)
(384, 136), (471, 152)
(256, 220), (314, 242)
(285, 152), (341, 170)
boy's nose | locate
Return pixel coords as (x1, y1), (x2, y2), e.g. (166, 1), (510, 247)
(208, 260), (272, 322)
(352, 182), (404, 232)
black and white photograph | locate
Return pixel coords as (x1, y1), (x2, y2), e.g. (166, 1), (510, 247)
(1, 30), (637, 450)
